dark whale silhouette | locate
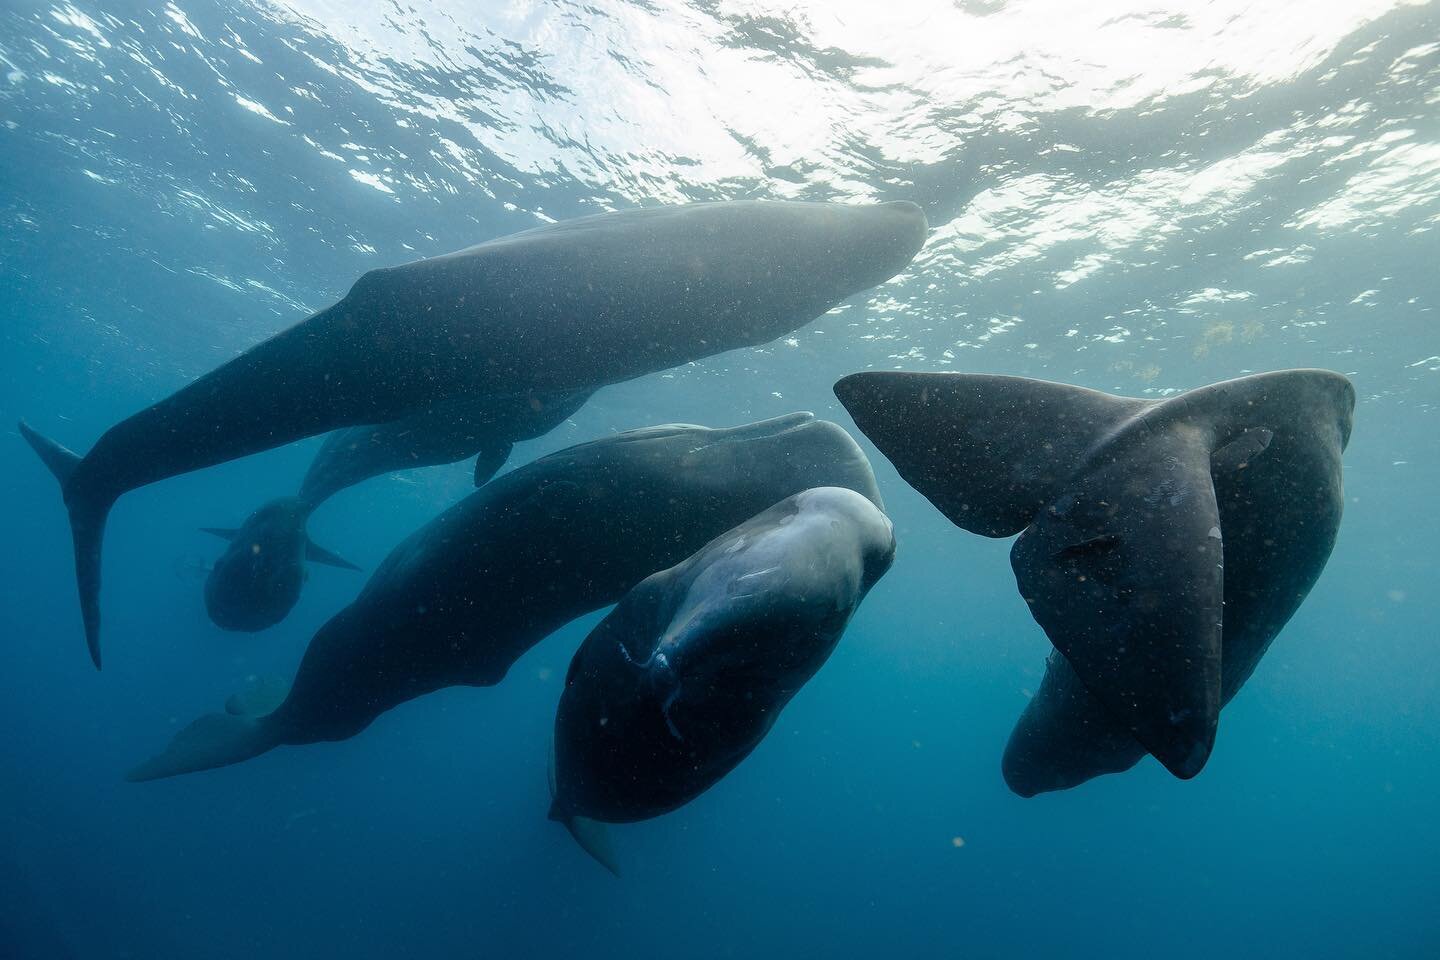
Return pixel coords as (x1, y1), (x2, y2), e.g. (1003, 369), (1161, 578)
(200, 496), (360, 633)
(18, 198), (928, 667)
(200, 388), (589, 632)
(834, 368), (1354, 791)
(126, 413), (883, 783)
(549, 486), (895, 874)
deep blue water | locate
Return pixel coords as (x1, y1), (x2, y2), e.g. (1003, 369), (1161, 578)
(2, 1), (1438, 957)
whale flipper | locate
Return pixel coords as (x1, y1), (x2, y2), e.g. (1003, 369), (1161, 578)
(548, 743), (620, 877)
(200, 527), (240, 541)
(18, 421), (110, 670)
(304, 537), (361, 571)
(473, 441), (514, 487)
(558, 814), (620, 877)
(836, 368), (1355, 786)
(225, 676), (293, 717)
(831, 374), (1148, 536)
(126, 712), (278, 782)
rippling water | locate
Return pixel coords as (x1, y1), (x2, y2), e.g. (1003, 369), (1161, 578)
(1, 2), (1437, 957)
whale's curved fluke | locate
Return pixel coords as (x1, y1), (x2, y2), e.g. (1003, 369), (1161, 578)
(18, 421), (110, 670)
(18, 420), (81, 486)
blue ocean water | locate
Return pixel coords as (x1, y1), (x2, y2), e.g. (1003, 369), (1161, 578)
(1, 1), (1437, 956)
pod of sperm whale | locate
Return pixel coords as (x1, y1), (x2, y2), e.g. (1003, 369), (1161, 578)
(20, 198), (928, 667)
(126, 413), (884, 784)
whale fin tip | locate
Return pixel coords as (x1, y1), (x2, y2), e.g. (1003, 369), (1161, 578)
(305, 536), (361, 571)
(473, 440), (513, 487)
(563, 815), (621, 878)
(548, 738), (621, 877)
(19, 420), (83, 487)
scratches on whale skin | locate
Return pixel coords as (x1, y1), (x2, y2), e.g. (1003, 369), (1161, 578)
(661, 687), (684, 742)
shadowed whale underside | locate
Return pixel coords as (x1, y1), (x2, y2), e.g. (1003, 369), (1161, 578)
(19, 198), (928, 668)
(126, 413), (884, 784)
(835, 368), (1354, 790)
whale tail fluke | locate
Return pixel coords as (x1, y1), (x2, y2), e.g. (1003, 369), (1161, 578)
(19, 420), (111, 670)
(548, 743), (620, 877)
(18, 420), (81, 486)
(126, 711), (279, 782)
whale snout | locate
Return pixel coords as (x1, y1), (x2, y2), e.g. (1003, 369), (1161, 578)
(827, 199), (928, 291)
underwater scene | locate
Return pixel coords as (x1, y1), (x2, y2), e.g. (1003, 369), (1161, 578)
(1, 1), (1437, 957)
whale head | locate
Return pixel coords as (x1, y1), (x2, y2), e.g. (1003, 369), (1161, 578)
(203, 497), (313, 633)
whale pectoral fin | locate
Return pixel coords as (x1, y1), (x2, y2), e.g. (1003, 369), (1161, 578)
(200, 527), (241, 541)
(1010, 426), (1224, 780)
(561, 815), (621, 878)
(548, 738), (621, 877)
(304, 536), (361, 571)
(224, 675), (293, 717)
(126, 712), (277, 782)
(473, 441), (514, 487)
(833, 373), (1151, 537)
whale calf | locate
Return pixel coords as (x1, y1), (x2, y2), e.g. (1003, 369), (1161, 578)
(201, 388), (589, 632)
(834, 368), (1354, 790)
(127, 413), (883, 783)
(296, 388), (593, 504)
(201, 497), (360, 633)
(19, 198), (928, 667)
(549, 486), (895, 874)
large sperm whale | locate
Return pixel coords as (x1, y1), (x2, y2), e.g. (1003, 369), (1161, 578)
(201, 388), (589, 632)
(18, 198), (928, 668)
(834, 368), (1354, 789)
(550, 486), (895, 874)
(126, 413), (883, 783)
